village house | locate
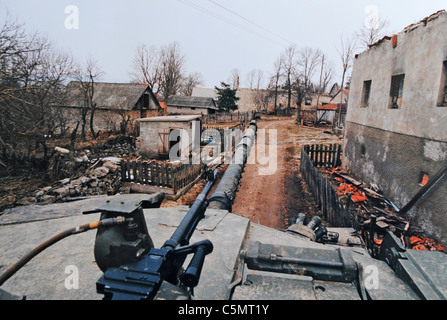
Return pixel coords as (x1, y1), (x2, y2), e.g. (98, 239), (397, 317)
(316, 103), (340, 124)
(137, 115), (202, 159)
(343, 10), (447, 244)
(328, 83), (349, 106)
(167, 96), (218, 116)
(63, 82), (161, 133)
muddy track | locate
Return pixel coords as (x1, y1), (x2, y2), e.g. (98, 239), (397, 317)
(231, 118), (341, 229)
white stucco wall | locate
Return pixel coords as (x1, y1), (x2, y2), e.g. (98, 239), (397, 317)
(346, 12), (447, 142)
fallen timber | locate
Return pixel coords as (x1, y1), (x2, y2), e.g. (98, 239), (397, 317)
(300, 144), (445, 256)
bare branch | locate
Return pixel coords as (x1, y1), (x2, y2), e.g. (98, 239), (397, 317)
(129, 43), (162, 93)
(181, 72), (203, 96)
(357, 18), (390, 50)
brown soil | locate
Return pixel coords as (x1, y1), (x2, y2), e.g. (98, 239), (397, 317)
(231, 118), (342, 229)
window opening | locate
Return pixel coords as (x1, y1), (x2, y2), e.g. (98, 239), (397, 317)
(389, 74), (405, 109)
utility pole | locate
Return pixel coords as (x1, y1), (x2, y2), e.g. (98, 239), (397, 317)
(315, 55), (325, 125)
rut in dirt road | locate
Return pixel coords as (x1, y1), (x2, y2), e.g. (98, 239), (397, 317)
(231, 118), (341, 230)
(231, 119), (308, 229)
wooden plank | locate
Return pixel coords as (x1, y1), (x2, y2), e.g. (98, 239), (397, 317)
(333, 172), (363, 187)
(137, 162), (143, 183)
(309, 145), (315, 163)
(320, 144), (325, 167)
(168, 163), (173, 188)
(149, 162), (154, 185)
(131, 161), (137, 183)
(323, 145), (327, 167)
(333, 145), (341, 168)
(143, 162), (148, 184)
(163, 163), (169, 187)
(338, 144), (342, 167)
(121, 161), (128, 182)
(159, 163), (164, 187)
(328, 144), (333, 167)
(320, 144), (324, 167)
(155, 162), (160, 186)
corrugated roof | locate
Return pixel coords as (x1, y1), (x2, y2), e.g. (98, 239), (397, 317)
(168, 96), (218, 110)
(64, 82), (158, 110)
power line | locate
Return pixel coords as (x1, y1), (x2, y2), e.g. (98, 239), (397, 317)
(207, 0), (295, 46)
(176, 0), (290, 47)
(178, 0), (282, 45)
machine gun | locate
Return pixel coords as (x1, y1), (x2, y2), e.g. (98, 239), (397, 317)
(93, 170), (219, 300)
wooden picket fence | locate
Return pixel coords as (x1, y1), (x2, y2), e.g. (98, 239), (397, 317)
(121, 160), (204, 194)
(300, 147), (353, 228)
(303, 144), (343, 168)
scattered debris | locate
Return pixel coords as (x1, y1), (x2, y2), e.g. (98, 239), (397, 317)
(54, 147), (70, 154)
(410, 236), (446, 252)
(325, 167), (446, 255)
(0, 135), (136, 212)
(336, 183), (368, 203)
(31, 158), (124, 205)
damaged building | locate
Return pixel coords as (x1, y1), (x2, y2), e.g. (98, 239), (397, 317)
(343, 10), (447, 245)
(63, 82), (161, 133)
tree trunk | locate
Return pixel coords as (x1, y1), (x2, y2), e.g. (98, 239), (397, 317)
(90, 107), (96, 139)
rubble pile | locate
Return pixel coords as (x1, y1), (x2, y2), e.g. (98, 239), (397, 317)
(93, 136), (136, 157)
(24, 157), (124, 205)
(2, 135), (137, 210)
(326, 167), (446, 254)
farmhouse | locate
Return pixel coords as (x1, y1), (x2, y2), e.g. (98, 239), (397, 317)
(63, 82), (161, 133)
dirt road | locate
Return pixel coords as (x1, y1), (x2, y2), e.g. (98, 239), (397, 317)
(231, 117), (341, 229)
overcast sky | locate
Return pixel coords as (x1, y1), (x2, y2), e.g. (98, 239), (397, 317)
(1, 0), (446, 89)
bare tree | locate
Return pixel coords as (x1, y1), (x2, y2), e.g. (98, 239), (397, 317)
(247, 69), (264, 90)
(357, 17), (390, 50)
(270, 56), (284, 112)
(158, 42), (185, 99)
(72, 58), (104, 140)
(320, 59), (334, 94)
(0, 17), (74, 173)
(229, 68), (240, 90)
(336, 35), (357, 127)
(315, 55), (334, 121)
(298, 47), (322, 96)
(131, 42), (194, 99)
(129, 43), (162, 94)
(181, 72), (203, 96)
(250, 89), (271, 112)
(246, 69), (266, 112)
(281, 45), (298, 110)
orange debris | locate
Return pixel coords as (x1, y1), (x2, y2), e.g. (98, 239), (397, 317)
(410, 236), (446, 252)
(336, 184), (368, 203)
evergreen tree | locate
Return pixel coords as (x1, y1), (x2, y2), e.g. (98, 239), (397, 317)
(215, 82), (240, 112)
